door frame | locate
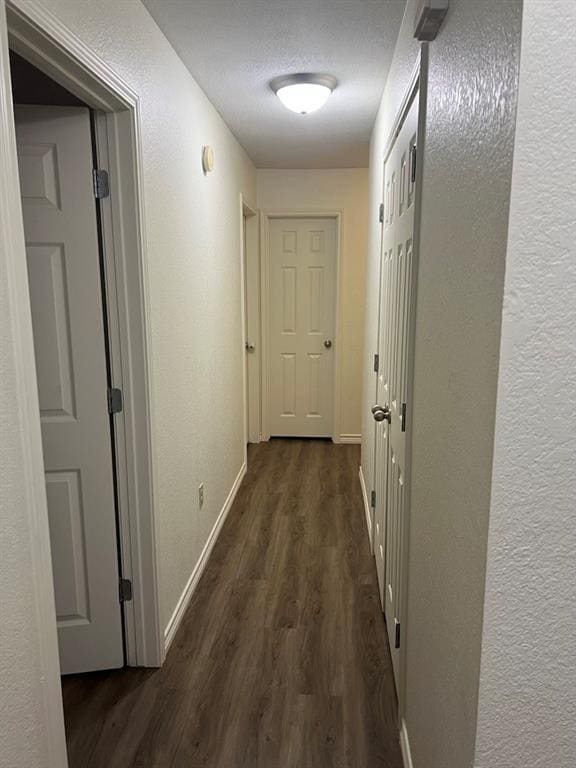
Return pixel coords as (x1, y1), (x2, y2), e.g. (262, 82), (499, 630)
(2, 0), (162, 687)
(240, 195), (260, 447)
(378, 50), (428, 721)
(259, 210), (343, 442)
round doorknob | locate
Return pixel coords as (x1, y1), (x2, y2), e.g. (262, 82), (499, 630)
(245, 341), (255, 352)
(372, 404), (391, 423)
(324, 339), (332, 349)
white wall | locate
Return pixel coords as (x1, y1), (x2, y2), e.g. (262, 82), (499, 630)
(1, 2), (256, 758)
(474, 2), (576, 766)
(362, 1), (522, 766)
(257, 169), (369, 440)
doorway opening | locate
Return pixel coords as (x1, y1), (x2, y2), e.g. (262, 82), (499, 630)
(11, 52), (127, 674)
(369, 58), (425, 722)
(3, 2), (163, 760)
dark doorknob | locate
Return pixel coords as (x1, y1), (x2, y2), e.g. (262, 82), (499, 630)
(371, 404), (391, 423)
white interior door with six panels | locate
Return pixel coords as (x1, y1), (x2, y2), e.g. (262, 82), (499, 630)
(375, 92), (419, 687)
(269, 218), (336, 437)
(15, 105), (124, 674)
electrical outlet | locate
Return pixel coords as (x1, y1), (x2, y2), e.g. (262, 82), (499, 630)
(198, 483), (204, 510)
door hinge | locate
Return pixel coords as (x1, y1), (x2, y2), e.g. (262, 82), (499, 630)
(410, 145), (417, 183)
(401, 402), (407, 432)
(107, 387), (123, 414)
(379, 202), (384, 223)
(370, 490), (376, 508)
(395, 619), (401, 649)
(119, 578), (133, 602)
(93, 168), (110, 199)
(373, 353), (379, 373)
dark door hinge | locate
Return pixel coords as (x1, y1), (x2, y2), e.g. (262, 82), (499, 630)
(107, 387), (123, 414)
(119, 578), (133, 602)
(379, 202), (384, 223)
(370, 490), (376, 508)
(93, 168), (110, 199)
(410, 145), (417, 183)
(373, 353), (379, 373)
(401, 402), (407, 432)
(395, 619), (401, 649)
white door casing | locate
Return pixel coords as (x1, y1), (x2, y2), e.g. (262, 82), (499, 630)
(243, 214), (249, 444)
(268, 217), (336, 437)
(16, 104), (124, 674)
(374, 92), (419, 687)
(373, 243), (391, 601)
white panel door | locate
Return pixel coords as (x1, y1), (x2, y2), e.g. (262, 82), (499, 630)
(269, 218), (336, 437)
(373, 93), (419, 687)
(15, 105), (124, 674)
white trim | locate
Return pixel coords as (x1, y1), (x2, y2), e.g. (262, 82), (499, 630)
(359, 465), (373, 547)
(398, 45), (427, 721)
(382, 56), (421, 163)
(259, 209), (343, 442)
(4, 0), (162, 668)
(164, 461), (247, 653)
(240, 195), (260, 445)
(239, 194), (248, 464)
(338, 433), (362, 444)
(400, 718), (414, 768)
(0, 3), (68, 763)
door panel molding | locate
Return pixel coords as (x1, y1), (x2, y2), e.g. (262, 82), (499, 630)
(3, 0), (162, 691)
(260, 210), (343, 442)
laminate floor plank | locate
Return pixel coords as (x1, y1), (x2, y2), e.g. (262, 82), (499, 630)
(62, 439), (403, 768)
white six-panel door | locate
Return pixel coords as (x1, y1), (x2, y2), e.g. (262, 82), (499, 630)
(374, 92), (419, 688)
(269, 218), (336, 437)
(15, 105), (124, 674)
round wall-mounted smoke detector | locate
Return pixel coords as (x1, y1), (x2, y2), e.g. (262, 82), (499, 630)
(202, 145), (214, 174)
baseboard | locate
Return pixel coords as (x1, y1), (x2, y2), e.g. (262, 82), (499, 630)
(339, 433), (362, 444)
(400, 719), (414, 768)
(164, 461), (247, 653)
(359, 465), (373, 547)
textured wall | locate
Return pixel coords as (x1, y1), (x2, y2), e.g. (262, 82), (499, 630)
(474, 1), (576, 766)
(405, 1), (522, 766)
(7, 0), (257, 636)
(257, 168), (369, 439)
(0, 2), (67, 763)
(0, 218), (55, 766)
(362, 0), (522, 765)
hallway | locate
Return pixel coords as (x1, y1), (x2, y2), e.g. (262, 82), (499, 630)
(62, 440), (402, 767)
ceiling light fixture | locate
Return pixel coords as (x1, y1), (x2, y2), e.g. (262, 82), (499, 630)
(270, 74), (337, 115)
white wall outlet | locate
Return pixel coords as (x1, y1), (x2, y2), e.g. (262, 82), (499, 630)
(198, 483), (204, 509)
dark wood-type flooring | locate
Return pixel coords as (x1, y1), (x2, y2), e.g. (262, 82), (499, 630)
(62, 439), (402, 768)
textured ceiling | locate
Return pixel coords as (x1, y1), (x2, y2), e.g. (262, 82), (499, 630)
(141, 0), (407, 168)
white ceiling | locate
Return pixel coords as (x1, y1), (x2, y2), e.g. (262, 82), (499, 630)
(142, 0), (407, 168)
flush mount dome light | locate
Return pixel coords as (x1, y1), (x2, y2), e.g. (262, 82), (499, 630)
(271, 74), (337, 115)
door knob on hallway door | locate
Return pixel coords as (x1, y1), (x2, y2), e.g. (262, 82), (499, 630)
(323, 339), (332, 348)
(245, 341), (255, 352)
(372, 405), (391, 423)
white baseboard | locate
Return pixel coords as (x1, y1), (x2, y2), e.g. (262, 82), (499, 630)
(400, 718), (414, 768)
(163, 461), (247, 653)
(339, 433), (362, 444)
(359, 465), (373, 547)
